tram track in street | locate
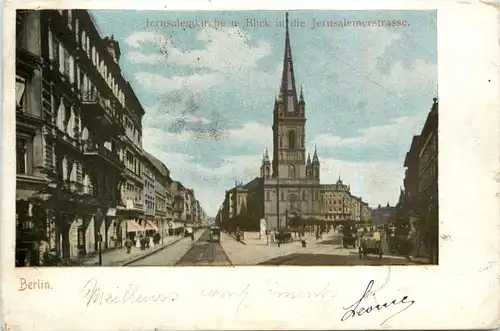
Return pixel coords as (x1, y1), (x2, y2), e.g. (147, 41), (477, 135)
(175, 230), (233, 267)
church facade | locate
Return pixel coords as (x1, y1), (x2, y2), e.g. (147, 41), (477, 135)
(216, 13), (372, 231)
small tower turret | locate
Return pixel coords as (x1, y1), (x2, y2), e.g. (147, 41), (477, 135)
(312, 146), (320, 180)
(306, 153), (312, 178)
(299, 85), (305, 116)
(260, 148), (271, 179)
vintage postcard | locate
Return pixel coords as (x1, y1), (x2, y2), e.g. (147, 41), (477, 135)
(2, 0), (499, 330)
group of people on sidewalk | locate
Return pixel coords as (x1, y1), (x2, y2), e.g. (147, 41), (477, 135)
(123, 233), (162, 254)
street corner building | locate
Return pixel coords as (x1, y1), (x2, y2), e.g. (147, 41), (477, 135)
(14, 10), (207, 267)
(216, 13), (373, 234)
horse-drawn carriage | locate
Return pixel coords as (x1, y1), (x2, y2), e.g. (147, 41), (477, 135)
(341, 224), (357, 248)
(275, 230), (292, 243)
(359, 232), (382, 259)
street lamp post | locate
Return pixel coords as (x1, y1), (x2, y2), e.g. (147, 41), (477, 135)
(98, 232), (103, 266)
(265, 217), (269, 245)
(285, 208), (288, 228)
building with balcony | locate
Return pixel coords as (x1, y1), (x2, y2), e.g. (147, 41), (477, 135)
(416, 97), (439, 263)
(142, 156), (155, 218)
(15, 10), (46, 266)
(169, 181), (192, 235)
(320, 178), (352, 225)
(15, 10), (151, 265)
(144, 151), (171, 237)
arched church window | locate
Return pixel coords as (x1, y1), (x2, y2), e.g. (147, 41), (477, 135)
(288, 131), (296, 149)
(265, 167), (270, 178)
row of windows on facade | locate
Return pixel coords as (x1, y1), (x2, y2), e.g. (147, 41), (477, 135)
(124, 151), (141, 176)
(18, 78), (126, 167)
(124, 183), (143, 202)
(145, 200), (155, 210)
(325, 208), (351, 213)
(17, 70), (126, 162)
(324, 199), (349, 205)
(48, 16), (142, 147)
(54, 11), (124, 106)
(16, 147), (105, 197)
(324, 192), (347, 198)
(325, 215), (351, 220)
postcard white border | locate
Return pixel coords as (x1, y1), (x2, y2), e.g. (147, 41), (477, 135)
(2, 0), (500, 330)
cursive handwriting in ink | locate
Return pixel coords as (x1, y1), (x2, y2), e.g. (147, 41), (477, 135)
(341, 280), (415, 326)
(200, 284), (250, 313)
(82, 278), (179, 307)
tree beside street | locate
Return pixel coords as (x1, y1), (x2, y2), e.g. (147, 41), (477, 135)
(29, 168), (101, 262)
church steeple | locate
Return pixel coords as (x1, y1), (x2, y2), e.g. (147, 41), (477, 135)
(312, 146), (319, 164)
(261, 147), (271, 179)
(306, 153), (311, 165)
(263, 148), (270, 163)
(280, 11), (299, 114)
(271, 11), (307, 181)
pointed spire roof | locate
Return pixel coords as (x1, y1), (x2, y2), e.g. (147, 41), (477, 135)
(263, 148), (270, 163)
(280, 11), (299, 114)
(312, 145), (319, 164)
(306, 153), (311, 165)
(299, 85), (304, 103)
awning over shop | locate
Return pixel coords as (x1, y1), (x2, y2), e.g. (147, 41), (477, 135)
(167, 221), (183, 229)
(145, 220), (159, 232)
(124, 220), (145, 233)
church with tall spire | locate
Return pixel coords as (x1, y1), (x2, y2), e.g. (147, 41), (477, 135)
(218, 12), (373, 232)
(259, 12), (323, 230)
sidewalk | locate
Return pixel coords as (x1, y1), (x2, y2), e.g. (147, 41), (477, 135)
(77, 235), (184, 266)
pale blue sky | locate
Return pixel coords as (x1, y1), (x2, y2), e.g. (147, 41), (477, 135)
(90, 10), (437, 216)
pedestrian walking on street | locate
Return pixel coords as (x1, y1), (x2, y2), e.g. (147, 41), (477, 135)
(124, 238), (133, 254)
(140, 236), (147, 251)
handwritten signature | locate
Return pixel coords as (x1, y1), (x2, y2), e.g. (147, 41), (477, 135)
(341, 280), (415, 326)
